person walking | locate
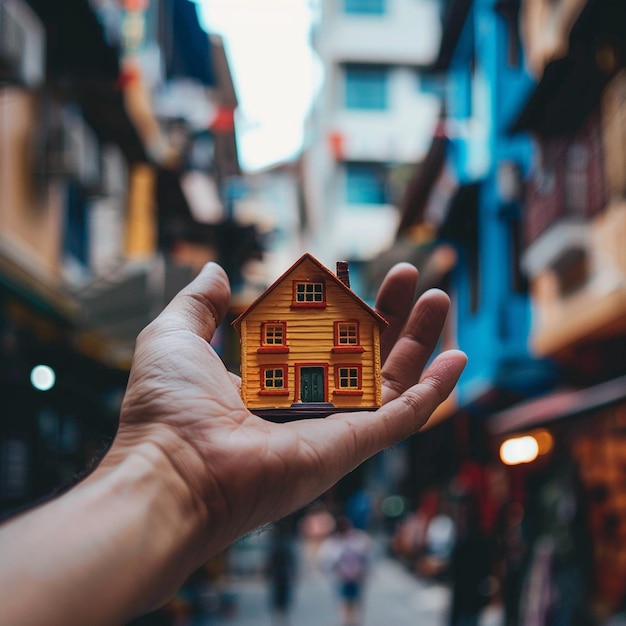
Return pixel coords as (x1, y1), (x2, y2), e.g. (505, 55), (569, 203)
(267, 517), (297, 625)
(319, 516), (373, 626)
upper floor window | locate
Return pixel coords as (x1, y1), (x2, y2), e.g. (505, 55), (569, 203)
(345, 162), (387, 205)
(292, 281), (326, 307)
(259, 322), (289, 353)
(344, 0), (386, 15)
(344, 64), (388, 110)
(333, 321), (364, 352)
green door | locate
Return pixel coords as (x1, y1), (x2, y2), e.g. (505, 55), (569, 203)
(300, 367), (325, 403)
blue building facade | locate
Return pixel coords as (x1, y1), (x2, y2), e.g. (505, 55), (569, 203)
(427, 0), (557, 411)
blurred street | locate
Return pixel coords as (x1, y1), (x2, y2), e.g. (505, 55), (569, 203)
(3, 0), (626, 624)
(203, 537), (452, 626)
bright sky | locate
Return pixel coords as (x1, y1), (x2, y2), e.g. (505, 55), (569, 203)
(196, 0), (322, 172)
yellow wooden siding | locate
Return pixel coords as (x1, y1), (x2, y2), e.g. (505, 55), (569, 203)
(239, 264), (383, 410)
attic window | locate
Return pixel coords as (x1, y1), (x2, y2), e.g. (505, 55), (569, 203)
(258, 322), (289, 353)
(292, 281), (326, 307)
(333, 321), (364, 353)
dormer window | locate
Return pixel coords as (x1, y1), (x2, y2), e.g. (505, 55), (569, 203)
(333, 321), (364, 353)
(258, 322), (289, 353)
(292, 280), (326, 307)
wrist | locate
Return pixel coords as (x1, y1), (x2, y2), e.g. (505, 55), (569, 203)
(86, 440), (212, 617)
(98, 430), (209, 522)
(0, 439), (212, 626)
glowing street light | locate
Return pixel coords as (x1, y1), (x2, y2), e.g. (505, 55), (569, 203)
(30, 365), (56, 392)
(499, 435), (539, 465)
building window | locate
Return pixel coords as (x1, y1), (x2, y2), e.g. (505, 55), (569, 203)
(333, 321), (364, 353)
(260, 366), (289, 395)
(259, 322), (289, 353)
(344, 64), (388, 110)
(337, 322), (358, 345)
(334, 365), (363, 395)
(264, 323), (284, 345)
(292, 281), (326, 307)
(64, 183), (89, 268)
(344, 0), (386, 15)
(345, 163), (387, 205)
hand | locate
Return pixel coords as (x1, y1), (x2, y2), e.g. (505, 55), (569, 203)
(99, 261), (466, 609)
(106, 261), (465, 545)
(0, 261), (466, 626)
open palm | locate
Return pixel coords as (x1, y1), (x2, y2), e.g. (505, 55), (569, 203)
(106, 261), (466, 562)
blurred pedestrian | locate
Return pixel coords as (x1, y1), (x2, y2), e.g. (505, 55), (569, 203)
(448, 490), (494, 626)
(345, 489), (372, 530)
(267, 518), (297, 626)
(319, 516), (373, 626)
(299, 500), (336, 563)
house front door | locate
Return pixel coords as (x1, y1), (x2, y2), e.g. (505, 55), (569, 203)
(299, 366), (325, 403)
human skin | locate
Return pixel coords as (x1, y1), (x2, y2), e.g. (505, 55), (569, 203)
(0, 261), (466, 626)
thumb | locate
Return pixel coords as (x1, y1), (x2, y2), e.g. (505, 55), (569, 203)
(157, 262), (231, 343)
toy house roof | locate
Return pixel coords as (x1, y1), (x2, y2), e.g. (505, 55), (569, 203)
(231, 253), (388, 331)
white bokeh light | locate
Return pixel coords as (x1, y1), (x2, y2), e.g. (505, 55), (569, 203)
(30, 365), (56, 392)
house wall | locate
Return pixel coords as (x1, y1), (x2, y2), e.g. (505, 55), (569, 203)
(239, 263), (382, 411)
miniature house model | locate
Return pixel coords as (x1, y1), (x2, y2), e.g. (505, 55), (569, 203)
(232, 253), (388, 421)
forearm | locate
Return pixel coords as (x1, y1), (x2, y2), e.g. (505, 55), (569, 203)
(0, 443), (208, 626)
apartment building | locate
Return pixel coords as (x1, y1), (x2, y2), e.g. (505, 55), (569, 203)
(0, 0), (255, 514)
(303, 0), (444, 292)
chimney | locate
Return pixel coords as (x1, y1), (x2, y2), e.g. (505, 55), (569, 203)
(336, 261), (350, 288)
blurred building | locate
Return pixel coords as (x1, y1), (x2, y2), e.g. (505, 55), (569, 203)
(0, 0), (261, 514)
(303, 0), (445, 293)
(382, 0), (626, 621)
(488, 0), (626, 620)
(216, 160), (310, 373)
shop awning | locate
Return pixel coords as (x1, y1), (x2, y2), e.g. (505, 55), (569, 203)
(487, 374), (626, 435)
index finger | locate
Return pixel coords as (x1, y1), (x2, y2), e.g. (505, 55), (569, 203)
(374, 263), (419, 363)
(293, 349), (467, 482)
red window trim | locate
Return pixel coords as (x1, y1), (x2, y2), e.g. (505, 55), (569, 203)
(291, 280), (327, 308)
(333, 364), (363, 396)
(259, 321), (288, 353)
(332, 346), (365, 354)
(259, 365), (289, 395)
(332, 320), (364, 353)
